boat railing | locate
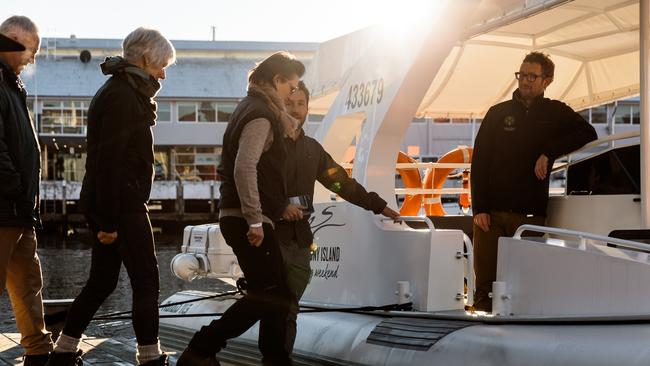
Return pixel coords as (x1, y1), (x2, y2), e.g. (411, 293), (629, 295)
(388, 216), (475, 306)
(341, 162), (472, 197)
(345, 131), (641, 198)
(550, 131), (641, 196)
(554, 130), (641, 169)
(515, 224), (650, 255)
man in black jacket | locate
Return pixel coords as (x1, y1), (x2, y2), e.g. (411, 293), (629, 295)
(470, 52), (598, 312)
(0, 16), (54, 365)
(279, 81), (399, 352)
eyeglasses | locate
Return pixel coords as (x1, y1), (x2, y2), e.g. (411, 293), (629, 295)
(515, 72), (545, 82)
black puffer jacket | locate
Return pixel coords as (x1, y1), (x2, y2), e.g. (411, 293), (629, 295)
(79, 60), (157, 232)
(0, 59), (41, 228)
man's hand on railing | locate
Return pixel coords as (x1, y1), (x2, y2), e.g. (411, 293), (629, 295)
(381, 206), (400, 220)
(474, 213), (491, 232)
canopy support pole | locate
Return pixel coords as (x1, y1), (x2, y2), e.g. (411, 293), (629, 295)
(641, 0), (650, 228)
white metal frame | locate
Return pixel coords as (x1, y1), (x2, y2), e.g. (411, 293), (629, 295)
(392, 216), (475, 306)
(514, 224), (650, 253)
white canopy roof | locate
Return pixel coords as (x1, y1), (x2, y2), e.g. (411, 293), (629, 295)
(305, 0), (641, 117)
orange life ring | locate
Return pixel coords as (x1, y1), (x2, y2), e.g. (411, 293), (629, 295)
(396, 151), (423, 216)
(422, 146), (473, 216)
(344, 151), (422, 216)
(459, 170), (471, 214)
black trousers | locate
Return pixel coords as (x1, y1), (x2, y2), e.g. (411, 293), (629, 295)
(62, 212), (160, 345)
(473, 211), (544, 312)
(275, 236), (311, 353)
(188, 216), (293, 365)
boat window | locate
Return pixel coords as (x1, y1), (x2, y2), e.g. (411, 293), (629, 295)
(566, 145), (639, 195)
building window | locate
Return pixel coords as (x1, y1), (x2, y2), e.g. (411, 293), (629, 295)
(198, 102), (216, 122)
(177, 101), (219, 123)
(178, 102), (198, 122)
(632, 104), (640, 124)
(174, 146), (221, 181)
(157, 101), (171, 122)
(614, 103), (631, 124)
(154, 150), (170, 180)
(451, 118), (470, 124)
(40, 100), (90, 134)
(217, 102), (237, 122)
(591, 106), (607, 124)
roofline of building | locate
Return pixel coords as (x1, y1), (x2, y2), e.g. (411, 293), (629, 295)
(41, 37), (319, 52)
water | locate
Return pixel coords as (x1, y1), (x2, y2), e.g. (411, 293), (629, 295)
(0, 230), (232, 336)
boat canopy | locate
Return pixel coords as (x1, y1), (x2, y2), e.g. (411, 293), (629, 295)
(305, 0), (641, 117)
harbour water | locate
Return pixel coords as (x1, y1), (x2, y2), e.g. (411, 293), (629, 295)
(0, 229), (232, 336)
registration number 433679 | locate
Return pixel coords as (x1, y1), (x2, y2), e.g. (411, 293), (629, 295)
(344, 78), (384, 110)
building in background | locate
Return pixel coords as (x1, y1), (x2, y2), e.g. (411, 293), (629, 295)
(22, 37), (319, 183)
(20, 36), (640, 223)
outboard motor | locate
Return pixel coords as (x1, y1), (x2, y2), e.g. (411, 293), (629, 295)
(171, 224), (242, 282)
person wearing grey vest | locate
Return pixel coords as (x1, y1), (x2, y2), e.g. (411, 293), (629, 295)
(178, 52), (304, 366)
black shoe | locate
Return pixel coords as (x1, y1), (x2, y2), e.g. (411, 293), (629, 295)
(23, 354), (50, 366)
(45, 350), (83, 366)
(177, 347), (220, 366)
(139, 354), (168, 366)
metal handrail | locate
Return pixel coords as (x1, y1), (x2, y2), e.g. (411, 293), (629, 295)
(462, 233), (475, 306)
(382, 216), (475, 305)
(340, 162), (470, 170)
(395, 187), (470, 195)
(514, 224), (650, 253)
(384, 215), (436, 232)
(551, 131), (640, 173)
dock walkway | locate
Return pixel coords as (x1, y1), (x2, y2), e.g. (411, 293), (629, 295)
(0, 332), (236, 366)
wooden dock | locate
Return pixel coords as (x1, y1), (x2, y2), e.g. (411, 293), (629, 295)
(0, 332), (237, 365)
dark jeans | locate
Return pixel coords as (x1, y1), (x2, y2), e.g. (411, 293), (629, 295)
(188, 216), (292, 365)
(472, 211), (545, 311)
(275, 236), (311, 353)
(62, 212), (160, 345)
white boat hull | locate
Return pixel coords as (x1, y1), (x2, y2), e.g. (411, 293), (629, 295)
(160, 291), (650, 366)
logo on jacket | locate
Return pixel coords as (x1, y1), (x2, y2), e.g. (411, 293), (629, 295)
(503, 116), (516, 131)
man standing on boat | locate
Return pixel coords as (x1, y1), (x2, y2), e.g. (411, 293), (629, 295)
(279, 81), (399, 352)
(471, 51), (597, 312)
(0, 16), (54, 366)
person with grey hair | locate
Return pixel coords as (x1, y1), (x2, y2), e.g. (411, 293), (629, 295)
(46, 27), (176, 366)
(0, 15), (54, 366)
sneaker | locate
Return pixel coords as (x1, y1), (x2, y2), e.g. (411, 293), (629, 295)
(44, 350), (83, 366)
(139, 354), (168, 366)
(176, 347), (220, 366)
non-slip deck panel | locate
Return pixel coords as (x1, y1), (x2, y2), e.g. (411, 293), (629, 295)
(366, 317), (475, 351)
